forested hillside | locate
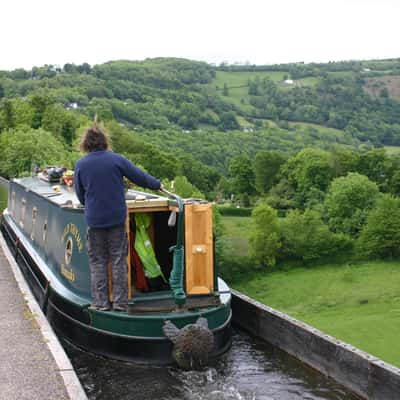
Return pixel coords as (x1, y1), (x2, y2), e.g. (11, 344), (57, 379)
(1, 57), (400, 193)
(2, 58), (400, 172)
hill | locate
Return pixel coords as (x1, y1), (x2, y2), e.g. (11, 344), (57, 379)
(1, 57), (400, 178)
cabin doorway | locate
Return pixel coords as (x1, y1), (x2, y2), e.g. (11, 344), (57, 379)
(126, 210), (178, 298)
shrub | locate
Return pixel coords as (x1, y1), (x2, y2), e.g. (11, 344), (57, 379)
(0, 126), (68, 178)
(280, 209), (351, 262)
(357, 195), (400, 259)
(217, 206), (252, 217)
(249, 203), (281, 267)
(324, 172), (379, 236)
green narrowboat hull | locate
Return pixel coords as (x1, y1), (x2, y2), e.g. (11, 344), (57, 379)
(1, 177), (232, 364)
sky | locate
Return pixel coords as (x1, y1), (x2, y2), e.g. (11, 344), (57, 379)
(1, 0), (399, 70)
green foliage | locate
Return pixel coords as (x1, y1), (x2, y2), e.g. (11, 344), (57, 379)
(217, 206), (252, 217)
(0, 127), (68, 177)
(281, 148), (333, 208)
(249, 203), (281, 267)
(229, 155), (255, 195)
(324, 172), (379, 236)
(219, 111), (240, 131)
(176, 153), (220, 195)
(356, 148), (392, 190)
(254, 151), (286, 195)
(357, 195), (400, 259)
(29, 94), (54, 129)
(105, 121), (178, 180)
(1, 99), (15, 130)
(164, 176), (204, 199)
(280, 209), (351, 262)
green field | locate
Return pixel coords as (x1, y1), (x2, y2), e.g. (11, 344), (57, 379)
(233, 262), (400, 367)
(213, 70), (287, 89)
(221, 215), (400, 367)
(220, 215), (252, 256)
(384, 145), (400, 155)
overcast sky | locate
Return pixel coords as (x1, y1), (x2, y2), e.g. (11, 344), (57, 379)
(1, 0), (399, 70)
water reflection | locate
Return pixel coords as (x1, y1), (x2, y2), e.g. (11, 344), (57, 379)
(63, 330), (357, 400)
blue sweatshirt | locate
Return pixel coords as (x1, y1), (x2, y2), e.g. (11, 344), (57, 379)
(74, 151), (161, 228)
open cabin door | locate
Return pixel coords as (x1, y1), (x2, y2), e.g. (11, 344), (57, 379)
(184, 203), (214, 295)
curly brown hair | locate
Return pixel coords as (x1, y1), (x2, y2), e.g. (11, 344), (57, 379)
(80, 126), (109, 153)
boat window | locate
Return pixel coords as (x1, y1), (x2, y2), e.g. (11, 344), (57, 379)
(20, 198), (26, 228)
(30, 207), (38, 241)
(43, 220), (48, 242)
(65, 238), (73, 265)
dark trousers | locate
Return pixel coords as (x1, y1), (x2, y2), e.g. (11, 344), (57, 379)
(87, 224), (128, 307)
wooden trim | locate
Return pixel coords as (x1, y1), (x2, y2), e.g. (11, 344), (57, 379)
(184, 204), (214, 295)
(126, 212), (132, 299)
(126, 206), (179, 213)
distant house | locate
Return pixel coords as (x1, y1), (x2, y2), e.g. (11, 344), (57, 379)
(66, 102), (79, 110)
(284, 79), (294, 85)
(363, 68), (371, 72)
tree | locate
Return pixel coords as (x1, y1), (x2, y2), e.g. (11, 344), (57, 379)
(249, 203), (281, 267)
(229, 155), (255, 195)
(41, 104), (80, 145)
(281, 148), (333, 208)
(357, 195), (400, 259)
(0, 127), (68, 177)
(254, 151), (286, 195)
(330, 149), (359, 177)
(356, 149), (391, 190)
(168, 176), (203, 198)
(324, 172), (379, 236)
(77, 63), (91, 74)
(29, 94), (54, 129)
(177, 153), (220, 195)
(219, 111), (240, 131)
(0, 83), (4, 99)
(1, 99), (15, 130)
(223, 83), (229, 96)
(280, 209), (350, 262)
(178, 102), (200, 130)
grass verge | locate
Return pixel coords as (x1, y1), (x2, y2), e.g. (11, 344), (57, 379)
(233, 261), (400, 367)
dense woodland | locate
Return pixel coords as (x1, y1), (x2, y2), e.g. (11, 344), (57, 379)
(1, 57), (400, 279)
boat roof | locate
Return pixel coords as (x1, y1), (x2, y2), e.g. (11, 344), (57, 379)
(11, 176), (173, 209)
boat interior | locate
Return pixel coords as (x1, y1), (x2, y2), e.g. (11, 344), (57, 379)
(123, 190), (218, 313)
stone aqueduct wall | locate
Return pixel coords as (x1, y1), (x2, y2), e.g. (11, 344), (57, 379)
(232, 290), (400, 400)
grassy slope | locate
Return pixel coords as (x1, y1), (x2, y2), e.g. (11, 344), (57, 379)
(211, 71), (288, 115)
(233, 262), (400, 367)
(220, 216), (252, 256)
(384, 146), (400, 155)
(221, 215), (400, 367)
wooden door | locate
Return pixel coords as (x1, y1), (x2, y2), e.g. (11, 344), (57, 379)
(184, 204), (214, 295)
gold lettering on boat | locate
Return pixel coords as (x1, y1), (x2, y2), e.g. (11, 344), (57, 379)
(61, 223), (83, 252)
(61, 263), (75, 282)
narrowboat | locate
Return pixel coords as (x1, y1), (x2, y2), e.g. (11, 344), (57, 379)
(0, 173), (231, 365)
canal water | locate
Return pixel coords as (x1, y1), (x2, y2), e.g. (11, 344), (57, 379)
(0, 182), (357, 399)
(63, 330), (357, 400)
